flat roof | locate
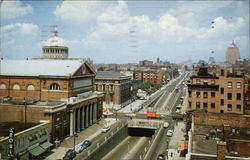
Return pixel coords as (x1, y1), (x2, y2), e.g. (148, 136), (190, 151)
(0, 121), (39, 137)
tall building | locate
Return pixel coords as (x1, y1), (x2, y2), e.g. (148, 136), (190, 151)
(187, 64), (244, 114)
(225, 40), (240, 64)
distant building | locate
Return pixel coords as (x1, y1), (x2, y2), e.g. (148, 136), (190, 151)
(225, 40), (240, 64)
(0, 121), (51, 160)
(94, 71), (131, 108)
(139, 60), (153, 66)
(0, 60), (104, 141)
(187, 64), (245, 114)
(134, 68), (165, 84)
(208, 57), (215, 63)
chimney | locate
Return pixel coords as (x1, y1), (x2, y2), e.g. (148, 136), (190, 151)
(223, 124), (231, 149)
(217, 141), (227, 160)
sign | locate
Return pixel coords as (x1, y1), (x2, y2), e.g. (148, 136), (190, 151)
(8, 128), (15, 158)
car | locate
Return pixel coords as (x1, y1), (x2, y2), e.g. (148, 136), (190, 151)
(103, 112), (114, 116)
(102, 126), (110, 133)
(163, 122), (169, 128)
(166, 130), (173, 137)
(126, 113), (136, 117)
(63, 149), (76, 160)
(157, 154), (165, 160)
(74, 145), (84, 154)
(81, 140), (92, 150)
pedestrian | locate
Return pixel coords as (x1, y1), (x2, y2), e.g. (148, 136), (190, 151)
(171, 152), (173, 157)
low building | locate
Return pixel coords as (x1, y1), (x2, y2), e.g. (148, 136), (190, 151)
(186, 111), (250, 160)
(94, 71), (131, 108)
(0, 121), (51, 160)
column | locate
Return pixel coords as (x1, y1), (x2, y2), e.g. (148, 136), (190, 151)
(89, 104), (93, 125)
(70, 110), (74, 136)
(86, 105), (89, 127)
(93, 103), (97, 123)
(74, 110), (77, 134)
(81, 107), (85, 130)
(77, 109), (80, 132)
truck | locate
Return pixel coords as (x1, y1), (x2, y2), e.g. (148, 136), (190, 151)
(146, 111), (163, 119)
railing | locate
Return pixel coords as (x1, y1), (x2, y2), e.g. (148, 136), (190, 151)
(128, 119), (163, 129)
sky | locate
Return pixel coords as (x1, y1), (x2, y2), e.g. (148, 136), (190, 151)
(0, 0), (249, 64)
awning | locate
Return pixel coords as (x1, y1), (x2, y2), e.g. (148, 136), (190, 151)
(29, 146), (45, 157)
(40, 141), (53, 149)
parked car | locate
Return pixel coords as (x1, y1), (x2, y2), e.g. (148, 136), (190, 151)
(63, 149), (76, 160)
(163, 122), (169, 128)
(166, 130), (173, 137)
(102, 126), (110, 133)
(157, 154), (165, 160)
(74, 145), (84, 154)
(81, 140), (92, 150)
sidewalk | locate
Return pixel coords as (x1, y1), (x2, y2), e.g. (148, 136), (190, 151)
(43, 118), (117, 160)
(118, 99), (146, 113)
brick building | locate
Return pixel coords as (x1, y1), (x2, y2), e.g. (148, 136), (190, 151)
(134, 69), (165, 84)
(0, 60), (104, 141)
(94, 71), (131, 108)
(187, 64), (245, 114)
(186, 111), (250, 160)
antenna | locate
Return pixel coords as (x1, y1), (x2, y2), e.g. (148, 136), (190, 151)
(40, 25), (60, 45)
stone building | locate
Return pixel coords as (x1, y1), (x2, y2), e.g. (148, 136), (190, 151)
(94, 71), (131, 108)
(187, 64), (244, 114)
(0, 60), (104, 141)
(225, 40), (240, 64)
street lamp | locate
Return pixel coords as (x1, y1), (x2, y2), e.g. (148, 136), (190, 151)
(73, 133), (78, 151)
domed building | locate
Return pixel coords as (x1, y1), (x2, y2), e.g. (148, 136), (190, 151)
(41, 28), (69, 59)
(225, 40), (241, 64)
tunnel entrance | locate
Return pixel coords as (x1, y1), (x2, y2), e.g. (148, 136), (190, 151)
(128, 128), (156, 137)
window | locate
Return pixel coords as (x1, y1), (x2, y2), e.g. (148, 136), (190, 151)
(188, 91), (192, 98)
(203, 80), (208, 85)
(203, 92), (208, 98)
(196, 79), (200, 84)
(95, 84), (98, 90)
(220, 88), (224, 94)
(227, 82), (232, 88)
(236, 93), (241, 100)
(220, 99), (224, 106)
(189, 101), (192, 108)
(211, 79), (215, 85)
(203, 103), (208, 109)
(227, 104), (232, 111)
(227, 93), (232, 100)
(196, 92), (200, 98)
(221, 69), (224, 76)
(0, 83), (6, 89)
(211, 92), (215, 97)
(27, 85), (35, 91)
(50, 83), (61, 90)
(196, 102), (200, 109)
(236, 105), (241, 112)
(110, 85), (114, 92)
(237, 82), (241, 89)
(211, 103), (215, 109)
(13, 84), (20, 90)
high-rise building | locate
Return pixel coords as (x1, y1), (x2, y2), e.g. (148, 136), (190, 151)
(225, 40), (240, 64)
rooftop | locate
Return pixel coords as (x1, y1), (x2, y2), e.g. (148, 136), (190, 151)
(96, 71), (128, 78)
(0, 121), (39, 138)
(0, 60), (83, 76)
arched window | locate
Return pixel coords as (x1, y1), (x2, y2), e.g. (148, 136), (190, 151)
(27, 85), (35, 91)
(13, 84), (20, 90)
(50, 83), (61, 90)
(0, 83), (6, 89)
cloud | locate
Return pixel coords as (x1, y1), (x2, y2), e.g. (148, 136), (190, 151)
(54, 1), (100, 22)
(0, 23), (39, 46)
(0, 0), (32, 20)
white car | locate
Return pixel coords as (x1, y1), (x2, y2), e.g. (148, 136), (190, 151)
(163, 122), (169, 128)
(102, 126), (110, 133)
(166, 130), (173, 137)
(126, 113), (136, 117)
(103, 112), (114, 116)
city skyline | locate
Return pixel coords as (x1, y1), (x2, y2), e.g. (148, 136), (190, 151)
(0, 0), (249, 64)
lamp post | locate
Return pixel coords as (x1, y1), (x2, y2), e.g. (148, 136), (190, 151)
(73, 133), (78, 151)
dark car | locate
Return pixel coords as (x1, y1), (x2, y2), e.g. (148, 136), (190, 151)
(81, 140), (92, 150)
(157, 154), (165, 160)
(63, 149), (76, 160)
